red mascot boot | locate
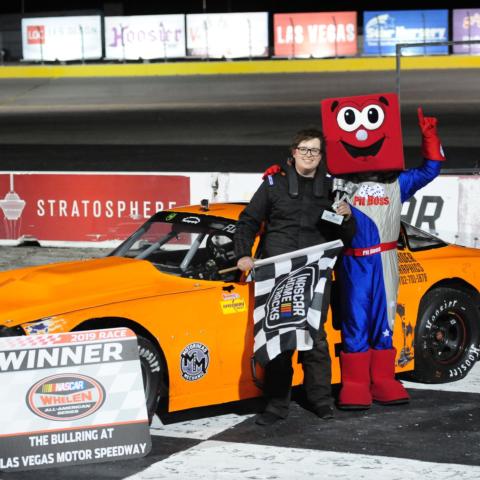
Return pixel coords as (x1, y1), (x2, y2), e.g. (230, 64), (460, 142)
(370, 348), (410, 405)
(338, 350), (372, 409)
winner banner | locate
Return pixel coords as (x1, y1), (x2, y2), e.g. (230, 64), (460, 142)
(0, 328), (151, 472)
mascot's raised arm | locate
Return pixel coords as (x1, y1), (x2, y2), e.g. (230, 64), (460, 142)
(321, 92), (445, 409)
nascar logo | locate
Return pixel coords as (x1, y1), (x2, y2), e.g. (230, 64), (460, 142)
(41, 380), (85, 393)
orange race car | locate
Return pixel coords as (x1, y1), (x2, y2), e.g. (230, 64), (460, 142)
(0, 202), (479, 420)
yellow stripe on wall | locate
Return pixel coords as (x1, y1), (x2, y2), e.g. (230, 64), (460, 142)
(0, 55), (479, 78)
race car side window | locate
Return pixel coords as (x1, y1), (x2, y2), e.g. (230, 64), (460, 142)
(402, 222), (447, 252)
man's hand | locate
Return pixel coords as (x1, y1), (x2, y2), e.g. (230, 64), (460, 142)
(237, 256), (255, 272)
(418, 107), (445, 161)
(262, 164), (281, 179)
(334, 200), (352, 221)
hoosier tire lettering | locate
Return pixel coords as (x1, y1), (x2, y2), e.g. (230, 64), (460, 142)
(408, 287), (480, 383)
(137, 335), (165, 423)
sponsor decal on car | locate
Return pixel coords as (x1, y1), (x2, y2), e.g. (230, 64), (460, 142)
(222, 292), (240, 300)
(182, 216), (201, 224)
(180, 342), (209, 381)
(220, 296), (246, 314)
(23, 317), (67, 335)
(26, 373), (106, 421)
(165, 212), (177, 221)
(223, 223), (236, 234)
(399, 252), (427, 285)
(395, 303), (414, 367)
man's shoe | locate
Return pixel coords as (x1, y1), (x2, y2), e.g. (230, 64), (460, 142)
(254, 411), (283, 426)
(313, 405), (334, 420)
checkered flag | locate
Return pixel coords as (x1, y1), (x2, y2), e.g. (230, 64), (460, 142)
(253, 240), (343, 367)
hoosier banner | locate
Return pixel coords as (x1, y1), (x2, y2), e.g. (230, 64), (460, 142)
(252, 240), (343, 366)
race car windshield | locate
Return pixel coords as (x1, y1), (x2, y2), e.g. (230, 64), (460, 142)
(110, 216), (238, 281)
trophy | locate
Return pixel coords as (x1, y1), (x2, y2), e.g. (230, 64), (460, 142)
(321, 178), (357, 225)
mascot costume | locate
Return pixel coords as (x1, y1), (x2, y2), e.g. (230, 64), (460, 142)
(320, 93), (445, 408)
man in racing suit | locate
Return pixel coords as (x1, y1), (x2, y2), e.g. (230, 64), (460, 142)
(234, 128), (355, 425)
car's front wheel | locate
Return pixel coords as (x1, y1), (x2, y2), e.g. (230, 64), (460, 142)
(137, 335), (167, 422)
(409, 287), (480, 383)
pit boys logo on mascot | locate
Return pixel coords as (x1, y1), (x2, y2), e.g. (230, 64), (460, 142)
(321, 92), (445, 410)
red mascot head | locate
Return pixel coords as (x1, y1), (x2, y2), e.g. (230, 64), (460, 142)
(321, 93), (404, 175)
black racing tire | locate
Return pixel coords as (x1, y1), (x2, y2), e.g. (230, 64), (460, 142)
(137, 335), (167, 422)
(408, 287), (480, 383)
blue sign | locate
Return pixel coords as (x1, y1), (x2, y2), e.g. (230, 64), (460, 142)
(363, 10), (449, 56)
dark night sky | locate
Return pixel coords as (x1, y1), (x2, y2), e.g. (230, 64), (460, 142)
(3, 1), (480, 15)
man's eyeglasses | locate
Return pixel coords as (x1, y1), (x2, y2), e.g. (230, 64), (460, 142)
(296, 146), (321, 156)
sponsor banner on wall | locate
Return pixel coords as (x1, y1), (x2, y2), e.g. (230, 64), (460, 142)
(22, 16), (102, 61)
(363, 10), (449, 56)
(274, 12), (357, 58)
(0, 173), (190, 245)
(453, 9), (480, 54)
(104, 15), (186, 60)
(0, 171), (478, 249)
(186, 12), (268, 58)
(0, 328), (151, 471)
(400, 175), (459, 244)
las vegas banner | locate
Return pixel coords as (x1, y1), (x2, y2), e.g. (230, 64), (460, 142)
(0, 328), (151, 471)
(274, 11), (357, 58)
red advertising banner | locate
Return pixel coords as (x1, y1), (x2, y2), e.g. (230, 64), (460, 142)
(274, 12), (357, 58)
(0, 173), (190, 244)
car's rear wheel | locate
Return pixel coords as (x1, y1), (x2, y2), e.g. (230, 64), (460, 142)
(408, 287), (480, 383)
(137, 335), (167, 422)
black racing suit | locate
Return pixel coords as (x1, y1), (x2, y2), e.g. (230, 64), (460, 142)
(234, 165), (355, 417)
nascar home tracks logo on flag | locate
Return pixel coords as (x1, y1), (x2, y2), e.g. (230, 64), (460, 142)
(265, 265), (318, 331)
(252, 240), (343, 367)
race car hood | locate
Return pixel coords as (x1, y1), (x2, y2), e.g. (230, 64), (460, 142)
(0, 256), (205, 324)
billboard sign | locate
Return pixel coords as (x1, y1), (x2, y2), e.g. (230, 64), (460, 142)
(104, 15), (186, 60)
(186, 12), (268, 58)
(0, 173), (190, 245)
(274, 12), (357, 58)
(22, 16), (102, 61)
(363, 10), (449, 56)
(453, 9), (480, 54)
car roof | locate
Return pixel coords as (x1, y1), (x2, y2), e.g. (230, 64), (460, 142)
(167, 202), (247, 221)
